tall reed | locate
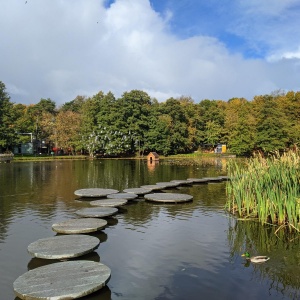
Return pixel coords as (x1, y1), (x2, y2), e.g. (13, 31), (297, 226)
(225, 150), (300, 233)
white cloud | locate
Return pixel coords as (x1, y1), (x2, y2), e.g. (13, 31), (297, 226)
(0, 0), (299, 105)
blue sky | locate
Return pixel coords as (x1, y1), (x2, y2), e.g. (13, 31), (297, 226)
(0, 0), (299, 105)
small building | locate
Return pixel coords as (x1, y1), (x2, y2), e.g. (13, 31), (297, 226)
(215, 144), (227, 154)
(147, 152), (159, 163)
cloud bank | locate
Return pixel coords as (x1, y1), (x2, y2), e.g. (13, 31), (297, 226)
(0, 0), (299, 105)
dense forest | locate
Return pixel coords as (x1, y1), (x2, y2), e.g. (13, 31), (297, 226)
(1, 80), (300, 157)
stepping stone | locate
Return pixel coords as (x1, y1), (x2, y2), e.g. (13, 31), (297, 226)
(27, 235), (100, 260)
(107, 192), (138, 200)
(52, 218), (107, 234)
(74, 188), (119, 198)
(202, 177), (223, 182)
(156, 181), (180, 188)
(187, 178), (210, 183)
(144, 192), (193, 203)
(170, 179), (193, 186)
(218, 175), (230, 181)
(90, 199), (128, 207)
(76, 207), (118, 218)
(140, 184), (164, 191)
(123, 187), (152, 195)
(13, 260), (111, 300)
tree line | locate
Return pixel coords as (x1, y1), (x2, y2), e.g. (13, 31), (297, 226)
(1, 80), (300, 157)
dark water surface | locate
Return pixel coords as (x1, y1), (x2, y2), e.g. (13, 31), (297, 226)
(0, 159), (299, 300)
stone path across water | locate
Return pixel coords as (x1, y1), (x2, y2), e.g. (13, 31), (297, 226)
(27, 234), (100, 260)
(13, 260), (111, 300)
(13, 175), (229, 299)
(52, 218), (107, 234)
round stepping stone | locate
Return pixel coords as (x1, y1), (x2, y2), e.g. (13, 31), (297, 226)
(218, 175), (230, 181)
(13, 260), (111, 300)
(140, 184), (164, 191)
(74, 188), (119, 198)
(76, 207), (118, 218)
(123, 187), (152, 195)
(170, 179), (193, 186)
(144, 193), (193, 203)
(156, 181), (180, 188)
(107, 193), (138, 200)
(187, 178), (209, 183)
(202, 177), (223, 182)
(27, 235), (100, 260)
(52, 218), (107, 234)
(90, 199), (128, 207)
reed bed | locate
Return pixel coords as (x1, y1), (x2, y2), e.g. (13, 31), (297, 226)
(225, 150), (300, 233)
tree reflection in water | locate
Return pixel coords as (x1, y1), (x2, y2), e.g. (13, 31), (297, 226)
(227, 217), (300, 299)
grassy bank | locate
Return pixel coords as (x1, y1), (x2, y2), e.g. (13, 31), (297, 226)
(12, 154), (89, 161)
(225, 150), (300, 233)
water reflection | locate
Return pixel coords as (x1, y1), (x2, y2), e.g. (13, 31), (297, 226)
(27, 251), (101, 270)
(227, 218), (300, 299)
(1, 159), (299, 300)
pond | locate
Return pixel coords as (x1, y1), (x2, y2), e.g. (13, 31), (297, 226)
(0, 159), (299, 300)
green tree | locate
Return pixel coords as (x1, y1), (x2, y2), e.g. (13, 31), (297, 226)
(78, 95), (101, 157)
(253, 95), (289, 152)
(224, 98), (256, 155)
(197, 99), (226, 147)
(279, 91), (300, 147)
(157, 98), (189, 155)
(60, 95), (86, 112)
(178, 96), (201, 151)
(0, 81), (14, 151)
(34, 98), (56, 114)
(204, 120), (222, 146)
(116, 90), (152, 155)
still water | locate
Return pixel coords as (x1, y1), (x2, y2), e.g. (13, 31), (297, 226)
(0, 159), (299, 300)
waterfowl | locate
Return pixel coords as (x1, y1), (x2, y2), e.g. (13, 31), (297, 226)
(241, 252), (270, 263)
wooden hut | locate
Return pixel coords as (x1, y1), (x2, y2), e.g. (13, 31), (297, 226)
(147, 152), (159, 163)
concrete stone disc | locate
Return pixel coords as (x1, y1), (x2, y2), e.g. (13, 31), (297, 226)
(217, 175), (230, 181)
(27, 235), (100, 259)
(122, 187), (152, 195)
(170, 179), (193, 186)
(156, 182), (180, 188)
(74, 188), (119, 198)
(75, 207), (118, 218)
(140, 185), (164, 191)
(52, 218), (107, 234)
(107, 193), (138, 200)
(187, 178), (209, 183)
(144, 193), (193, 203)
(202, 177), (223, 182)
(13, 260), (111, 300)
(90, 199), (128, 207)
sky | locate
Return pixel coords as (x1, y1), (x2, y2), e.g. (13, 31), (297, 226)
(0, 0), (300, 106)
